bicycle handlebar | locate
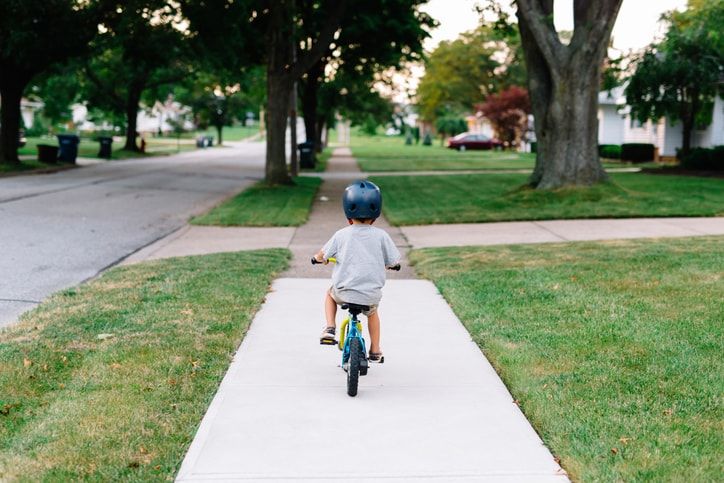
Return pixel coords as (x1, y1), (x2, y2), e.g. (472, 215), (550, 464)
(311, 257), (400, 271)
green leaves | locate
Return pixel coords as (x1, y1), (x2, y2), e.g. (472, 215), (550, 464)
(625, 0), (724, 148)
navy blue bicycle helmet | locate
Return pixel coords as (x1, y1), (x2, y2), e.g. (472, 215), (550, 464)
(342, 180), (382, 220)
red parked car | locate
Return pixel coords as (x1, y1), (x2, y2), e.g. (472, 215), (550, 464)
(447, 132), (502, 151)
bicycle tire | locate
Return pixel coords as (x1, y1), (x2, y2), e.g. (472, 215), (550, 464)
(347, 337), (361, 397)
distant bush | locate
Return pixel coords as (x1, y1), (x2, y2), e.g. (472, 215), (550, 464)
(621, 143), (655, 162)
(679, 145), (724, 170)
(598, 144), (622, 159)
(530, 141), (537, 153)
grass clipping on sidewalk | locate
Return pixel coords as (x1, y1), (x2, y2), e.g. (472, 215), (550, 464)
(0, 249), (289, 480)
(411, 237), (723, 481)
(191, 176), (322, 227)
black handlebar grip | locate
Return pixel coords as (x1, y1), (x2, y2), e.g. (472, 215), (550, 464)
(311, 257), (320, 265)
(390, 264), (401, 271)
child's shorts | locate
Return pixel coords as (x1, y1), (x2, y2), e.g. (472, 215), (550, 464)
(329, 287), (378, 316)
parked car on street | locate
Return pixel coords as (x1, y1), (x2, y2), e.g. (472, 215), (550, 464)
(447, 132), (502, 151)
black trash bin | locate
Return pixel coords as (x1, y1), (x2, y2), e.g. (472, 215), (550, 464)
(298, 141), (315, 169)
(57, 134), (80, 163)
(98, 136), (113, 159)
(37, 144), (59, 164)
(196, 136), (214, 148)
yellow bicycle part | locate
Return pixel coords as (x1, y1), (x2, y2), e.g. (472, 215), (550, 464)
(338, 317), (349, 350)
(328, 257), (337, 263)
(338, 317), (363, 350)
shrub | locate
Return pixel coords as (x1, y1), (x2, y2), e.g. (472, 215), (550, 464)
(598, 144), (622, 159)
(621, 143), (655, 162)
(679, 145), (724, 170)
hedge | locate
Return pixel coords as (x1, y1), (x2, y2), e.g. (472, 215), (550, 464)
(598, 144), (622, 159)
(679, 145), (724, 171)
(621, 143), (655, 162)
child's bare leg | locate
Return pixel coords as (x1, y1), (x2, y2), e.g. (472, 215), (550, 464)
(325, 290), (337, 328)
(368, 311), (381, 353)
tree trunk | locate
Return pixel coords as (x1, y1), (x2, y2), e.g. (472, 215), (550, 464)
(533, 73), (607, 189)
(216, 124), (224, 145)
(265, 0), (294, 185)
(316, 118), (325, 151)
(290, 95), (298, 176)
(266, 73), (293, 184)
(516, 0), (622, 189)
(301, 60), (324, 154)
(681, 118), (693, 157)
(123, 87), (142, 151)
(0, 78), (24, 165)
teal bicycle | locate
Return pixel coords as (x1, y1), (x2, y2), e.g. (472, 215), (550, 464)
(312, 257), (399, 396)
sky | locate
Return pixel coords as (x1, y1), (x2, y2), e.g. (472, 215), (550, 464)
(388, 0), (690, 101)
(420, 0), (689, 53)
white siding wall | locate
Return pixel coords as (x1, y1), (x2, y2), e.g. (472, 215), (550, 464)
(661, 97), (724, 155)
(598, 105), (625, 144)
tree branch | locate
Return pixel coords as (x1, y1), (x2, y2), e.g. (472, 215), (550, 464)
(570, 0), (623, 58)
(84, 64), (125, 110)
(515, 0), (562, 68)
(291, 0), (348, 79)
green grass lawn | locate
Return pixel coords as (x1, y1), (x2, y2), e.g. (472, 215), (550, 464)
(371, 172), (724, 225)
(0, 249), (289, 480)
(410, 237), (723, 481)
(191, 176), (322, 227)
(198, 125), (261, 142)
(351, 133), (535, 171)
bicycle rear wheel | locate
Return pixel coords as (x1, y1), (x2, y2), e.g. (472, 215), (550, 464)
(347, 337), (361, 397)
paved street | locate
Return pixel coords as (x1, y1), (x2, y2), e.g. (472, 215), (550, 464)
(0, 141), (265, 327)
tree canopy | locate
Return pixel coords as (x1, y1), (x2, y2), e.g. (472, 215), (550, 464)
(0, 0), (100, 164)
(416, 21), (525, 122)
(625, 0), (724, 155)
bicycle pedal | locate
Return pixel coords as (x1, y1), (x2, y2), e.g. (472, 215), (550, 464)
(320, 339), (337, 345)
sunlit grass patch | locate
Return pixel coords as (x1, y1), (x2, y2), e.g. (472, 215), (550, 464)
(0, 249), (289, 480)
(410, 237), (724, 481)
(191, 177), (322, 227)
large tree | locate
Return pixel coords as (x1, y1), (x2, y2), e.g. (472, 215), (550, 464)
(298, 0), (433, 157)
(515, 0), (623, 189)
(0, 0), (99, 165)
(626, 0), (724, 157)
(83, 0), (191, 151)
(263, 0), (348, 185)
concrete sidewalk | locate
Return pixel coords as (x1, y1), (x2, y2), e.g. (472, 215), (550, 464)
(175, 147), (567, 482)
(176, 279), (567, 482)
(402, 217), (724, 248)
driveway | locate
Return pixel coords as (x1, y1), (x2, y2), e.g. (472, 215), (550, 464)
(0, 141), (264, 327)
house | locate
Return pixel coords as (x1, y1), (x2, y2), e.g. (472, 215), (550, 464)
(598, 87), (724, 157)
(71, 96), (194, 135)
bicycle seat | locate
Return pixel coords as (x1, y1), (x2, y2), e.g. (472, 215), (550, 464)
(341, 303), (369, 315)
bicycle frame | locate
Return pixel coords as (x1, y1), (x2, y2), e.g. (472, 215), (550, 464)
(340, 311), (367, 368)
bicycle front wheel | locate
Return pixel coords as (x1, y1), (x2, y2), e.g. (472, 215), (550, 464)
(347, 337), (361, 397)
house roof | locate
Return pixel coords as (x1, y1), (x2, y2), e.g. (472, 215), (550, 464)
(598, 86), (626, 106)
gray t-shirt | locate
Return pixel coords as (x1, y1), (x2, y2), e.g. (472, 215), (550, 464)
(323, 224), (401, 305)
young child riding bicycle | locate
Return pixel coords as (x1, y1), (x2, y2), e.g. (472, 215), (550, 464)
(313, 180), (401, 363)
